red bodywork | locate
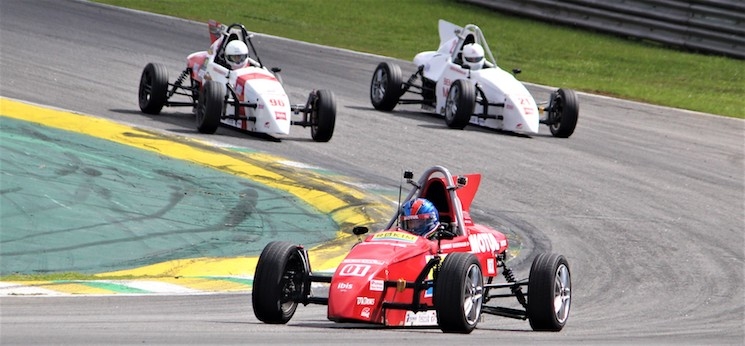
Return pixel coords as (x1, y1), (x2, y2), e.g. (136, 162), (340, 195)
(326, 173), (508, 326)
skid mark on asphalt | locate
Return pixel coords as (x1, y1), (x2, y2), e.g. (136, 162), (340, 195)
(0, 98), (394, 294)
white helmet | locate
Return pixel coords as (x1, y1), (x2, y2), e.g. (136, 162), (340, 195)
(462, 43), (485, 70)
(225, 40), (249, 69)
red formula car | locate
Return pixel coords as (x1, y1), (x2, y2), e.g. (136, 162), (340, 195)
(252, 166), (571, 333)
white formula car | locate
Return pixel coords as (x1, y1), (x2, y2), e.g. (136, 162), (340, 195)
(139, 20), (336, 142)
(370, 20), (578, 138)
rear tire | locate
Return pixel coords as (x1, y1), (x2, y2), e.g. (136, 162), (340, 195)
(252, 241), (307, 324)
(548, 88), (579, 138)
(138, 63), (168, 114)
(527, 253), (572, 331)
(444, 79), (475, 129)
(370, 62), (403, 111)
(195, 80), (224, 134)
(310, 90), (336, 142)
(434, 253), (483, 334)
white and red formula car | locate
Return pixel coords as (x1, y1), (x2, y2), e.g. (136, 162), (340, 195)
(252, 165), (572, 333)
(138, 20), (336, 142)
(370, 20), (578, 138)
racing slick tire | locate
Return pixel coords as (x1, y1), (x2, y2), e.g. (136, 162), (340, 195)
(252, 241), (308, 324)
(310, 89), (336, 142)
(548, 88), (579, 138)
(196, 80), (224, 134)
(370, 62), (403, 111)
(444, 79), (475, 130)
(138, 63), (168, 115)
(434, 252), (483, 334)
(527, 253), (572, 331)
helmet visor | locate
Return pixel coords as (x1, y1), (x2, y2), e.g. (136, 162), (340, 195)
(227, 54), (248, 63)
(465, 55), (483, 63)
(400, 213), (435, 234)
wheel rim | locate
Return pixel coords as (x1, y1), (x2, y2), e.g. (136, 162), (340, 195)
(550, 95), (563, 131)
(553, 264), (571, 323)
(280, 254), (303, 313)
(445, 83), (460, 122)
(371, 68), (387, 104)
(310, 108), (318, 136)
(463, 263), (483, 325)
(196, 94), (206, 124)
(139, 72), (152, 103)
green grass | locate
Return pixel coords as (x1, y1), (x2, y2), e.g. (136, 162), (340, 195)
(96, 0), (744, 118)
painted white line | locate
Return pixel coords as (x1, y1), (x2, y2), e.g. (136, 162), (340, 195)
(0, 282), (62, 296)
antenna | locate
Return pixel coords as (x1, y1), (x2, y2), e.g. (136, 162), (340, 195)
(396, 170), (414, 228)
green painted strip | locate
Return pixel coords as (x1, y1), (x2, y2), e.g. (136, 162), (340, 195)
(198, 276), (253, 286)
(56, 280), (150, 294)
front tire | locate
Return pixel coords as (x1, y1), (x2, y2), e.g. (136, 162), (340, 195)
(310, 89), (336, 142)
(527, 253), (572, 331)
(444, 79), (475, 129)
(138, 63), (168, 114)
(252, 241), (307, 324)
(370, 62), (403, 111)
(548, 88), (579, 138)
(434, 253), (483, 334)
(195, 80), (224, 134)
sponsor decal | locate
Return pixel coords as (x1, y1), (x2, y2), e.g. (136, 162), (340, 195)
(275, 111), (287, 120)
(487, 257), (496, 275)
(361, 307), (371, 319)
(440, 241), (470, 250)
(371, 231), (417, 243)
(356, 297), (375, 306)
(235, 84), (243, 96)
(238, 72), (278, 82)
(469, 233), (500, 253)
(369, 279), (384, 292)
(357, 241), (408, 248)
(211, 66), (227, 77)
(518, 97), (535, 115)
(449, 65), (465, 74)
(336, 282), (353, 290)
(338, 264), (371, 277)
(263, 121), (270, 128)
(342, 258), (385, 265)
(404, 310), (438, 326)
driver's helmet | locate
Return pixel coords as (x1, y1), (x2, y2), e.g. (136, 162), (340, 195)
(400, 198), (440, 236)
(462, 43), (485, 70)
(225, 40), (249, 70)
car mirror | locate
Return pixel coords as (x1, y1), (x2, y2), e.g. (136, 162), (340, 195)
(436, 225), (456, 240)
(352, 226), (369, 236)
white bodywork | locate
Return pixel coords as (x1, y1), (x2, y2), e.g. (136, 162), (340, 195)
(413, 20), (540, 134)
(188, 29), (291, 135)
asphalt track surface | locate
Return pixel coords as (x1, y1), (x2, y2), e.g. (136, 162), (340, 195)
(1, 0), (743, 344)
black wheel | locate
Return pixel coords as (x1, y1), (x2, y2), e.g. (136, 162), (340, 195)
(434, 253), (483, 334)
(195, 80), (224, 134)
(548, 88), (579, 138)
(138, 63), (168, 114)
(310, 89), (336, 142)
(370, 62), (403, 111)
(252, 241), (307, 324)
(527, 253), (571, 331)
(444, 79), (475, 129)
